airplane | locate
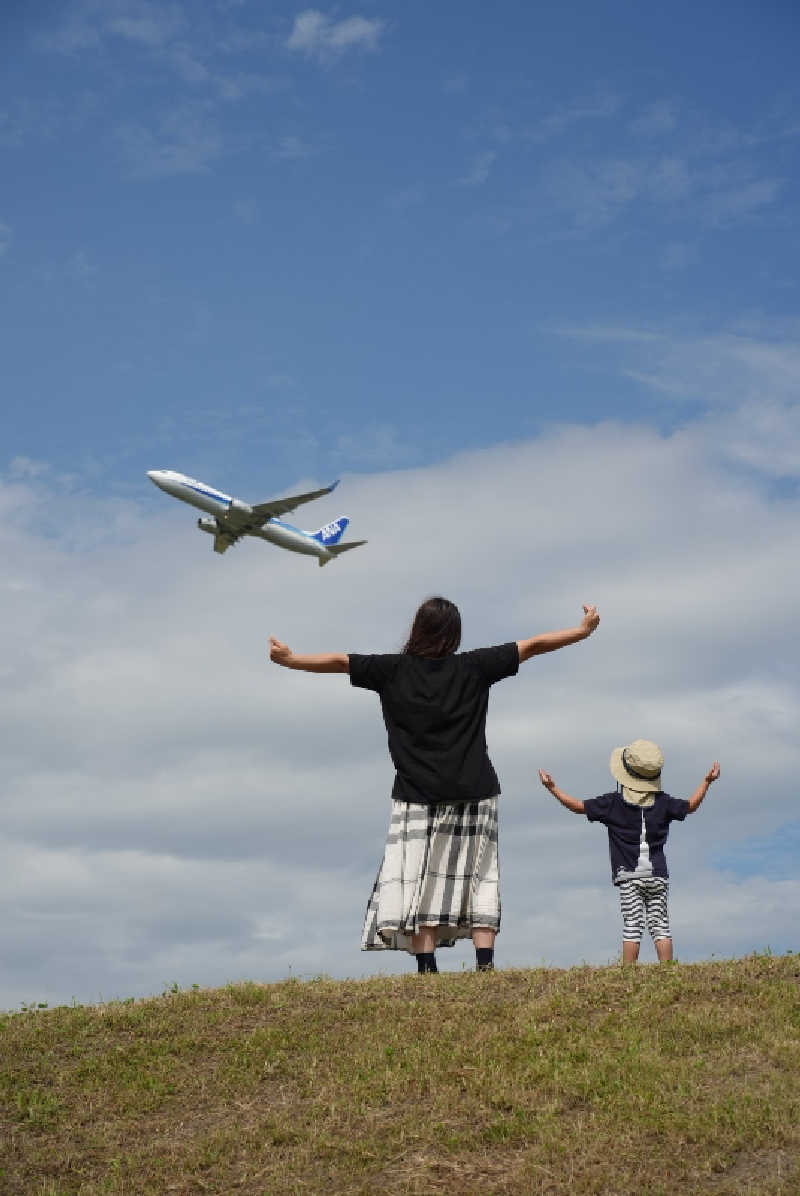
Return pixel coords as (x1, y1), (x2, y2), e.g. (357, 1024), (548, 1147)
(147, 470), (366, 566)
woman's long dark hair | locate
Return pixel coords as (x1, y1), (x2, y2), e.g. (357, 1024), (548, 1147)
(403, 596), (461, 658)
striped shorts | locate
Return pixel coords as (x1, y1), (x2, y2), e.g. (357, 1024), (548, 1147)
(618, 877), (671, 942)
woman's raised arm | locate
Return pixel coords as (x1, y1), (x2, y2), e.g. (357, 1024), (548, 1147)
(517, 604), (600, 664)
(269, 636), (349, 673)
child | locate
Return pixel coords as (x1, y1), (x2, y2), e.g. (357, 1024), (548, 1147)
(538, 739), (720, 963)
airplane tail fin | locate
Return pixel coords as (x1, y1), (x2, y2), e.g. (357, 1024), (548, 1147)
(310, 516), (348, 546)
(318, 539), (367, 567)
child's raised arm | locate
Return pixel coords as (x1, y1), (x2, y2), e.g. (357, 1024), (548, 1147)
(269, 636), (349, 674)
(538, 769), (585, 814)
(687, 762), (721, 813)
(517, 604), (599, 663)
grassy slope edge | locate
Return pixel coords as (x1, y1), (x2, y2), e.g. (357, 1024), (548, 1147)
(1, 955), (799, 1195)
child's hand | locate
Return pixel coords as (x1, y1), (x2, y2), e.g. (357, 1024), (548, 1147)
(705, 762), (721, 784)
(269, 636), (293, 667)
(539, 769), (556, 792)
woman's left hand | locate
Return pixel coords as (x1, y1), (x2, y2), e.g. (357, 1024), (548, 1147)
(269, 636), (293, 667)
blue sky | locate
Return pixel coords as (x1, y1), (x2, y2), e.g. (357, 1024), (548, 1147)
(4, 1), (799, 489)
(1, 2), (799, 1007)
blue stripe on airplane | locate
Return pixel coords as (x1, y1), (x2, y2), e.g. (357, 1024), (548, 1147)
(185, 483), (230, 503)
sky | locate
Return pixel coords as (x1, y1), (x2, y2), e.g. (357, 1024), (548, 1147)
(1, 0), (799, 1009)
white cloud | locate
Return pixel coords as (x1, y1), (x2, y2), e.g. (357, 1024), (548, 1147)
(38, 0), (186, 55)
(9, 456), (49, 478)
(542, 157), (643, 228)
(66, 249), (98, 284)
(459, 150), (496, 188)
(528, 91), (620, 143)
(287, 10), (385, 61)
(555, 322), (800, 478)
(115, 101), (223, 178)
(705, 177), (781, 225)
(630, 100), (679, 136)
(106, 3), (186, 48)
(274, 134), (314, 160)
(1, 398), (799, 1007)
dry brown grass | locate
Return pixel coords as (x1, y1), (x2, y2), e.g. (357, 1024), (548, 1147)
(2, 954), (799, 1194)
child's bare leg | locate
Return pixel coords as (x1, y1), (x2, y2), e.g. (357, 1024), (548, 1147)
(622, 941), (640, 964)
(471, 928), (496, 950)
(655, 937), (673, 962)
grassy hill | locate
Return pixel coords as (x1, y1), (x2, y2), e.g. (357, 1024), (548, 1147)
(2, 955), (799, 1195)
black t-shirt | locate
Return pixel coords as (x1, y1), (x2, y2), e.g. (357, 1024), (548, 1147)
(583, 791), (690, 884)
(348, 643), (519, 804)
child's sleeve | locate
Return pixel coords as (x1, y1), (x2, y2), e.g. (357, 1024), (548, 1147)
(665, 794), (690, 821)
(582, 792), (614, 822)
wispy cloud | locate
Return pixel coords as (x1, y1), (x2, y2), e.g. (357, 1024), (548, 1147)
(630, 100), (679, 136)
(115, 101), (223, 178)
(38, 0), (186, 55)
(9, 457), (49, 479)
(541, 157), (642, 228)
(528, 91), (620, 143)
(66, 249), (98, 285)
(274, 134), (314, 160)
(554, 320), (800, 478)
(386, 183), (426, 214)
(458, 150), (496, 188)
(704, 177), (781, 226)
(286, 10), (385, 61)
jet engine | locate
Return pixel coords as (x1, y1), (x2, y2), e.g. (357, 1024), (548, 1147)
(197, 517), (218, 535)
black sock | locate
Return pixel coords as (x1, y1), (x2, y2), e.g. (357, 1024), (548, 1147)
(475, 947), (494, 971)
(416, 952), (438, 974)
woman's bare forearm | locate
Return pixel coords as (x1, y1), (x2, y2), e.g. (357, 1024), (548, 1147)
(517, 605), (599, 663)
(284, 653), (349, 673)
(268, 637), (349, 673)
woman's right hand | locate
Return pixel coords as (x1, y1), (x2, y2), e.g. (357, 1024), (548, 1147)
(580, 604), (600, 637)
(539, 769), (556, 792)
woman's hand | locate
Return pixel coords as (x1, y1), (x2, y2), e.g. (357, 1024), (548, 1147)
(269, 636), (293, 667)
(538, 769), (556, 792)
(580, 604), (600, 637)
(705, 762), (721, 784)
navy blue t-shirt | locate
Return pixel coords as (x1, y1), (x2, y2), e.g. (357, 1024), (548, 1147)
(348, 643), (519, 804)
(583, 791), (690, 885)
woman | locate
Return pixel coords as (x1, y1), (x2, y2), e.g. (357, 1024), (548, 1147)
(269, 596), (600, 973)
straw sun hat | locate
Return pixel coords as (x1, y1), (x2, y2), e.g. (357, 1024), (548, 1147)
(609, 738), (664, 794)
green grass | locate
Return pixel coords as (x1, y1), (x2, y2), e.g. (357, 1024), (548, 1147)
(1, 955), (799, 1194)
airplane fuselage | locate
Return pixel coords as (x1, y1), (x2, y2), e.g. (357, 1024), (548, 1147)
(147, 470), (338, 562)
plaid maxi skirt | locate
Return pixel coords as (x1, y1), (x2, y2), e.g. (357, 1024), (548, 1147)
(361, 797), (500, 954)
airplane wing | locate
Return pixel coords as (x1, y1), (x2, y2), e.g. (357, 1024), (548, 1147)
(250, 479), (339, 524)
